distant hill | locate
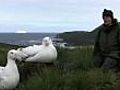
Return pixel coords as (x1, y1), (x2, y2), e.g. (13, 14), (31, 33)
(57, 29), (99, 46)
(57, 22), (120, 46)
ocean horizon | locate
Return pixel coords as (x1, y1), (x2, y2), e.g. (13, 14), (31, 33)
(0, 33), (57, 46)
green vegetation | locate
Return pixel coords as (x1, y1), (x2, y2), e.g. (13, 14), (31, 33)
(57, 30), (98, 46)
(0, 43), (120, 90)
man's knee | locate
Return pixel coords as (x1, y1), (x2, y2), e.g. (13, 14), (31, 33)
(101, 57), (117, 69)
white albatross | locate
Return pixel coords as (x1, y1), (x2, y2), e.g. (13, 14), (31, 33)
(0, 49), (27, 90)
(17, 37), (57, 63)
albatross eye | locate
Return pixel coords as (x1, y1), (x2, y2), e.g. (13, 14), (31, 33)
(19, 48), (23, 51)
(10, 52), (14, 54)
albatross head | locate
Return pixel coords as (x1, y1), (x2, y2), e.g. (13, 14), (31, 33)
(8, 49), (28, 61)
(42, 37), (52, 46)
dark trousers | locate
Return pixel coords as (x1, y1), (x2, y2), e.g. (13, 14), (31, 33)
(101, 57), (118, 72)
(94, 55), (119, 72)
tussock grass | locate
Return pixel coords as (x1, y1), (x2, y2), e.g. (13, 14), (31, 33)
(0, 44), (120, 90)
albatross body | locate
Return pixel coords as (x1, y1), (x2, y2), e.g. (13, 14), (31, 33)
(17, 37), (57, 63)
(0, 49), (27, 90)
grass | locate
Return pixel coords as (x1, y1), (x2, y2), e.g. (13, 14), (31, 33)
(0, 43), (120, 90)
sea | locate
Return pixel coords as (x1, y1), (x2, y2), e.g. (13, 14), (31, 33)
(0, 33), (57, 46)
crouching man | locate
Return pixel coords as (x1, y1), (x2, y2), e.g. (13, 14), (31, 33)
(93, 9), (120, 72)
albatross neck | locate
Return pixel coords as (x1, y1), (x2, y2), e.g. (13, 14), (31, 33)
(6, 58), (16, 68)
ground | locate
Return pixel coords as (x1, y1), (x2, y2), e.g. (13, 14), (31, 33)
(0, 44), (120, 90)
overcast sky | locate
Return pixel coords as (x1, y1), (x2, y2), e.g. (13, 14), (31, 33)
(0, 0), (120, 33)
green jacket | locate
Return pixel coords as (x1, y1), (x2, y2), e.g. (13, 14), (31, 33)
(93, 19), (120, 67)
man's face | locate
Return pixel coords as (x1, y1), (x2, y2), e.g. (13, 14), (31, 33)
(103, 16), (112, 26)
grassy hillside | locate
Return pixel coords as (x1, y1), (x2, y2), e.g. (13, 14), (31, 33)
(57, 30), (98, 46)
(0, 44), (120, 90)
(0, 43), (20, 65)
